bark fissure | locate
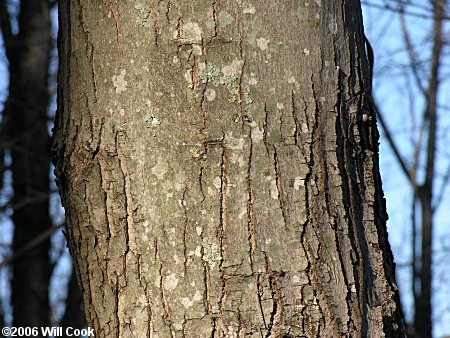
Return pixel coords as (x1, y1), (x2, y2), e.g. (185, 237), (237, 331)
(263, 102), (270, 156)
(182, 187), (189, 275)
(256, 274), (268, 330)
(246, 133), (256, 267)
(219, 140), (228, 234)
(273, 146), (288, 228)
(264, 255), (283, 338)
(218, 140), (228, 318)
(291, 91), (299, 147)
(77, 0), (98, 101)
(335, 103), (366, 334)
(202, 261), (212, 315)
(211, 1), (218, 42)
(155, 238), (176, 337)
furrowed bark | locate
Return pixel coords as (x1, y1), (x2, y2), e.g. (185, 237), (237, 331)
(53, 1), (405, 336)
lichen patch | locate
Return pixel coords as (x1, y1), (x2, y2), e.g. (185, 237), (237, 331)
(294, 177), (305, 190)
(182, 21), (202, 43)
(181, 290), (202, 308)
(207, 186), (216, 196)
(151, 159), (168, 180)
(247, 73), (258, 85)
(218, 11), (234, 27)
(213, 176), (222, 189)
(243, 4), (256, 14)
(205, 88), (216, 101)
(256, 37), (269, 50)
(192, 45), (202, 55)
(251, 127), (264, 143)
(112, 69), (127, 94)
(301, 122), (309, 133)
(164, 273), (178, 290)
(221, 59), (243, 77)
(226, 133), (245, 150)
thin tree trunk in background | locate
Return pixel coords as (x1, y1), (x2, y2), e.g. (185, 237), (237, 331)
(1, 0), (52, 329)
(54, 0), (406, 336)
(413, 1), (445, 337)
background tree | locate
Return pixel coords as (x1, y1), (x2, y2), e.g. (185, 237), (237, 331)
(0, 0), (52, 328)
(0, 0), (85, 334)
(53, 0), (405, 336)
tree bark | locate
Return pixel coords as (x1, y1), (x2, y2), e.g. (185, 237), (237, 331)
(53, 0), (406, 337)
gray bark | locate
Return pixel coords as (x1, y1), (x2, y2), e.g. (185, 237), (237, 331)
(53, 1), (406, 337)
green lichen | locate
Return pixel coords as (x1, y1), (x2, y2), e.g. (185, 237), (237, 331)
(218, 11), (234, 27)
(135, 2), (152, 27)
(244, 87), (253, 104)
(201, 237), (222, 266)
(200, 64), (221, 84)
(222, 75), (239, 93)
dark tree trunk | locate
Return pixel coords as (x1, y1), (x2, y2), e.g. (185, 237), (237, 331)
(60, 267), (86, 336)
(1, 0), (52, 330)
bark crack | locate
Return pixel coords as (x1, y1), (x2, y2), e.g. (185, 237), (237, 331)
(117, 139), (132, 258)
(273, 146), (288, 227)
(211, 1), (218, 42)
(291, 90), (299, 147)
(263, 102), (270, 156)
(155, 238), (176, 336)
(165, 0), (171, 23)
(257, 274), (268, 330)
(219, 138), (228, 234)
(246, 132), (256, 269)
(218, 135), (228, 318)
(153, 16), (159, 47)
(264, 255), (283, 338)
(181, 187), (189, 275)
(202, 260), (212, 315)
(77, 0), (98, 101)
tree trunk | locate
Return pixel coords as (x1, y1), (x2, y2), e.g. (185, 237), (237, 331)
(1, 0), (52, 329)
(53, 1), (406, 337)
(413, 2), (444, 337)
(60, 267), (87, 336)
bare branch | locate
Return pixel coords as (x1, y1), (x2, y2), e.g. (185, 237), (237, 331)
(374, 102), (412, 182)
(423, 0), (444, 188)
(397, 0), (428, 95)
(0, 1), (14, 62)
(0, 224), (63, 268)
(362, 0), (449, 20)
